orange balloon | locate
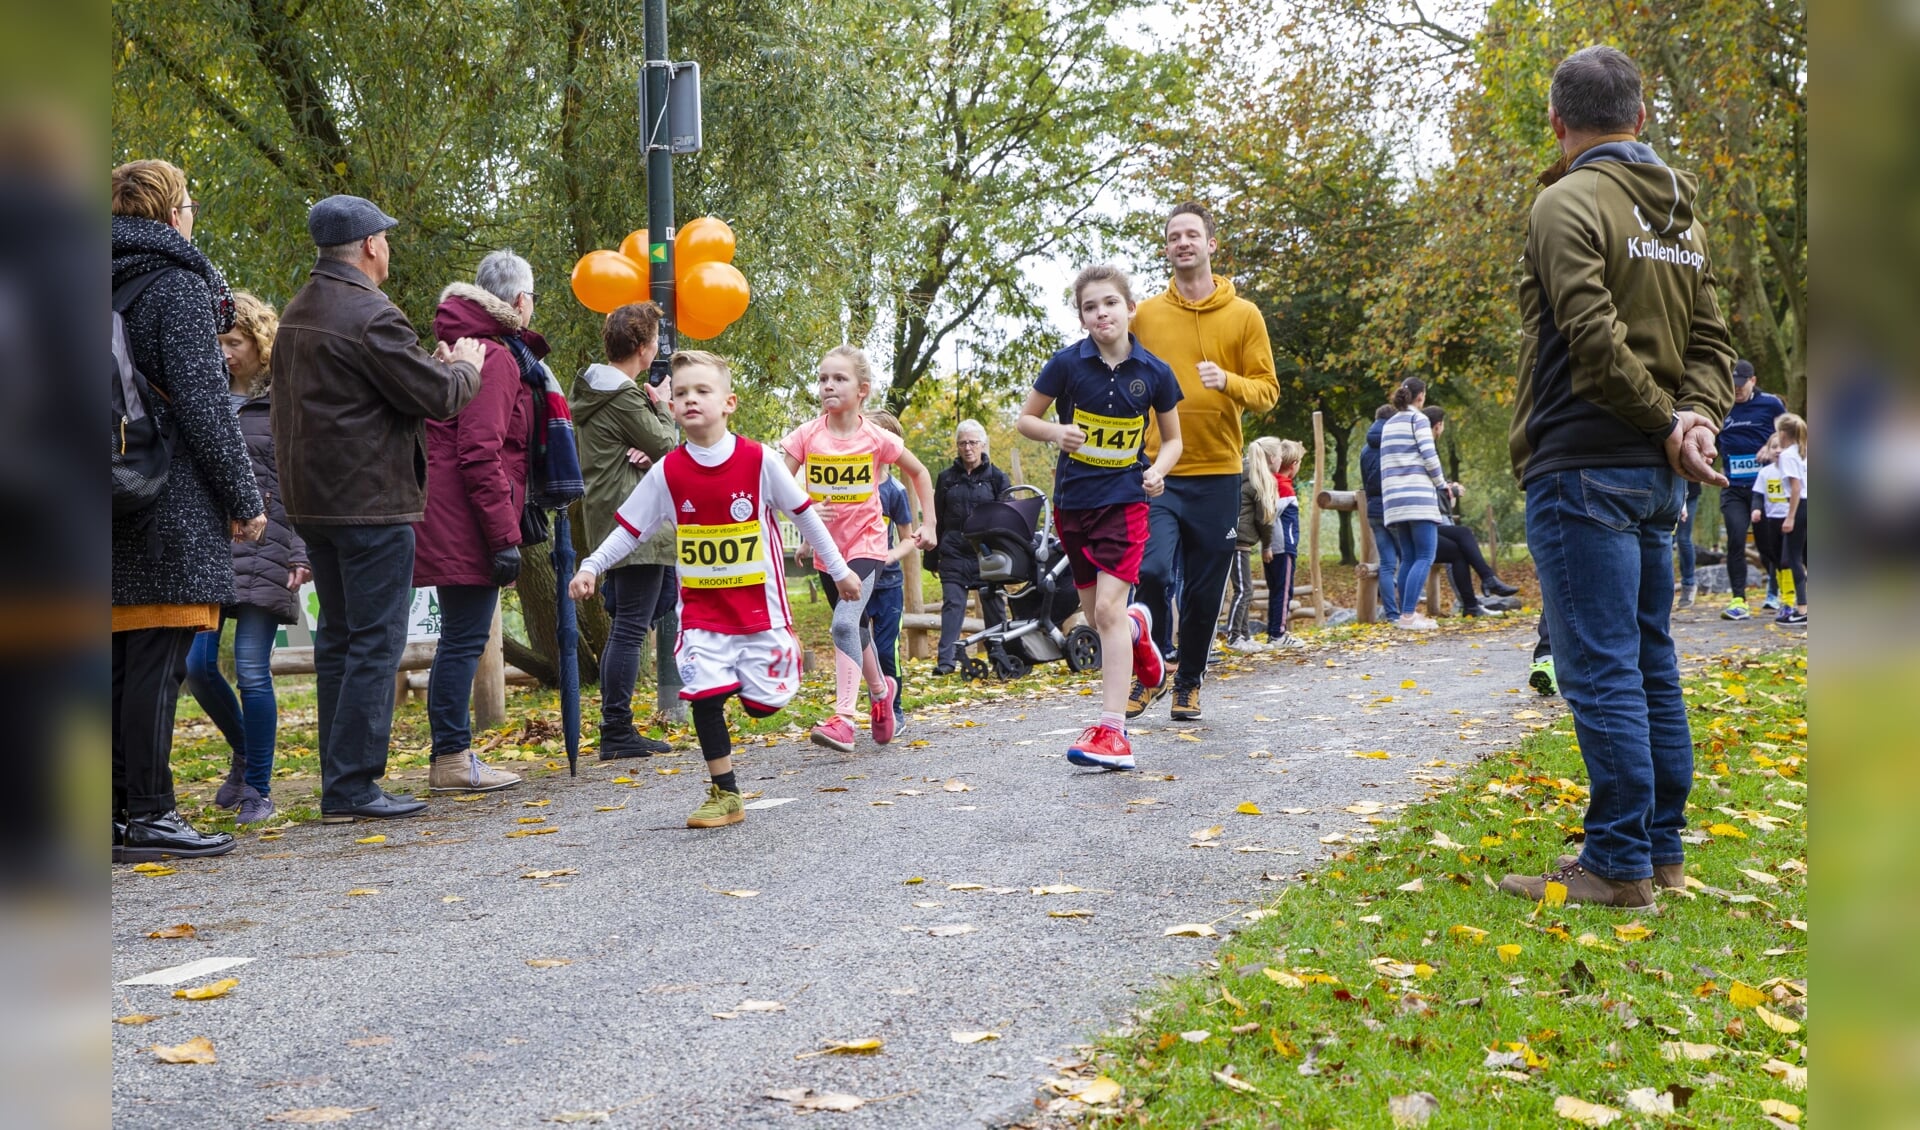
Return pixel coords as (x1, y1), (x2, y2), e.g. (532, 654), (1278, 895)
(675, 217), (736, 270)
(674, 306), (727, 341)
(570, 250), (647, 314)
(678, 260), (751, 327)
(616, 228), (650, 269)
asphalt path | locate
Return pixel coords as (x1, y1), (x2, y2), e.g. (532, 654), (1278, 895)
(111, 609), (1771, 1128)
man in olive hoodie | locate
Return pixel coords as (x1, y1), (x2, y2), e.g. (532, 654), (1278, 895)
(1499, 47), (1735, 910)
(1129, 202), (1279, 722)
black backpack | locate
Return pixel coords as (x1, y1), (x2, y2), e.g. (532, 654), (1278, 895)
(112, 270), (173, 517)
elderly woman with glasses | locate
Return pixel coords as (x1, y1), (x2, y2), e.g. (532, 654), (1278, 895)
(929, 420), (1012, 675)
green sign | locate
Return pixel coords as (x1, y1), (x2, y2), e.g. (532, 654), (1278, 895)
(650, 242), (668, 263)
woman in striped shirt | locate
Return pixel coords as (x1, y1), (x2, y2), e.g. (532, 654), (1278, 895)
(1379, 377), (1455, 631)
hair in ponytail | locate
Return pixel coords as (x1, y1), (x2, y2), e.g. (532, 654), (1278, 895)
(1390, 377), (1427, 412)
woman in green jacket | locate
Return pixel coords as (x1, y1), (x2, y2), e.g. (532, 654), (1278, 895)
(569, 303), (680, 759)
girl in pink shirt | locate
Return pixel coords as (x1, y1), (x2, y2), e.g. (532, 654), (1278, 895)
(781, 346), (937, 751)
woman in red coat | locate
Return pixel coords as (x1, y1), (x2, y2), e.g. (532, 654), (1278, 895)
(414, 250), (544, 793)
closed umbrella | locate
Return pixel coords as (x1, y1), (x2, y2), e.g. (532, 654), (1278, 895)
(551, 509), (581, 775)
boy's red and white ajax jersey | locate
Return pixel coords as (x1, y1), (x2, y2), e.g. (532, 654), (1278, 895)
(611, 435), (809, 634)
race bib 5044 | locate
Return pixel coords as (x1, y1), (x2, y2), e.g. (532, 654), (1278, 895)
(1069, 408), (1145, 469)
(677, 520), (765, 588)
(805, 453), (876, 502)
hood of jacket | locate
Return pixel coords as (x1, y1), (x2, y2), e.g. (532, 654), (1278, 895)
(1152, 273), (1242, 314)
(434, 281), (527, 341)
(571, 363), (644, 424)
(110, 214), (234, 333)
(1569, 140), (1697, 238)
(1366, 417), (1385, 450)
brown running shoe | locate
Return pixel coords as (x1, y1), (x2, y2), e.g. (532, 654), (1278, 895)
(1169, 684), (1202, 721)
(1498, 861), (1654, 909)
(1556, 854), (1685, 890)
(1125, 678), (1165, 720)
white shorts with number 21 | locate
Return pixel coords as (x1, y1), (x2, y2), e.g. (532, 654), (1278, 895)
(675, 627), (801, 713)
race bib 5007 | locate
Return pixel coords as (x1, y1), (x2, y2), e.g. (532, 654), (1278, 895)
(1069, 408), (1145, 469)
(677, 520), (765, 588)
(805, 453), (876, 502)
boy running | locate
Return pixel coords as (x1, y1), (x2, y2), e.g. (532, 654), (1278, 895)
(1017, 264), (1183, 770)
(570, 351), (861, 828)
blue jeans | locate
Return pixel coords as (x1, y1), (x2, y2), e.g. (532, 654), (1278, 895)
(1527, 466), (1689, 881)
(1369, 521), (1399, 620)
(184, 604), (281, 795)
(1675, 486), (1699, 586)
(1387, 520), (1437, 617)
(598, 564), (668, 735)
(870, 582), (904, 685)
(297, 522), (415, 810)
(427, 584), (499, 758)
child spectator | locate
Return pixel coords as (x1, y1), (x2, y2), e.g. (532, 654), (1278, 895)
(1750, 435), (1786, 616)
(781, 347), (937, 751)
(1772, 413), (1808, 624)
(867, 410), (914, 733)
(1224, 437), (1280, 652)
(1017, 263), (1183, 770)
(1264, 438), (1306, 647)
(185, 291), (308, 827)
(570, 351), (861, 829)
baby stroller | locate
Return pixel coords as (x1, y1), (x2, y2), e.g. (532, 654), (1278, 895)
(955, 485), (1102, 680)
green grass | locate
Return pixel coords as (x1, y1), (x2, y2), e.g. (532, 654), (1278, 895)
(1064, 649), (1807, 1129)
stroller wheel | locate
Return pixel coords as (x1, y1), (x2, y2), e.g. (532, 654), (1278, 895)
(961, 656), (991, 681)
(1063, 625), (1102, 673)
(991, 650), (1030, 680)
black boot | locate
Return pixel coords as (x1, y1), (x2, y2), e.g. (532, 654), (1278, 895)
(1483, 577), (1519, 598)
(115, 810), (236, 864)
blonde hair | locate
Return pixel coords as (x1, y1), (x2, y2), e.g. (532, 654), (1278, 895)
(226, 291), (279, 395)
(671, 349), (731, 386)
(866, 409), (904, 439)
(1245, 437), (1284, 525)
(822, 344), (873, 399)
(1275, 438), (1305, 470)
(111, 158), (188, 222)
(1773, 412), (1808, 459)
(1072, 263), (1135, 309)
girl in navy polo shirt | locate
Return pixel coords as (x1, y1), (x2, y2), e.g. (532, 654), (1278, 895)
(1017, 264), (1184, 770)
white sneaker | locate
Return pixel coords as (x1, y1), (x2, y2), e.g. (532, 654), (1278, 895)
(1268, 631), (1303, 649)
(1225, 637), (1268, 653)
(1396, 615), (1439, 632)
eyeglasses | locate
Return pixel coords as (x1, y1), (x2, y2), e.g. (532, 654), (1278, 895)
(526, 291), (538, 303)
(956, 439), (984, 447)
(177, 201), (202, 214)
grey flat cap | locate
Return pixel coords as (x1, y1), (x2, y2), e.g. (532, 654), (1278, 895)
(307, 194), (398, 246)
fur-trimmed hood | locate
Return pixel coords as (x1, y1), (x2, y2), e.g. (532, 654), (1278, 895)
(434, 280), (525, 337)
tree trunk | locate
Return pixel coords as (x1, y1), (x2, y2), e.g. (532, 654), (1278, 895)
(1331, 423), (1355, 565)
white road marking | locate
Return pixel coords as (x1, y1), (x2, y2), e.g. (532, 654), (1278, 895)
(117, 955), (255, 986)
(742, 798), (796, 811)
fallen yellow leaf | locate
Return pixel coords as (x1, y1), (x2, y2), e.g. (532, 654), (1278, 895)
(1612, 922), (1653, 942)
(1263, 967), (1305, 988)
(354, 834), (386, 844)
(1542, 881), (1568, 908)
(904, 877), (925, 885)
(345, 888), (379, 896)
(516, 817), (546, 825)
(264, 1107), (375, 1123)
(1760, 1058), (1807, 1090)
(1449, 924), (1489, 943)
(505, 828), (558, 838)
(525, 958), (572, 968)
(1707, 822), (1748, 838)
(1754, 1004), (1802, 1034)
(1072, 1076), (1122, 1105)
(1236, 801), (1263, 815)
(1730, 981), (1767, 1009)
(1164, 923), (1219, 938)
(1760, 1099), (1802, 1124)
(131, 863), (176, 876)
(1659, 1041), (1722, 1061)
(172, 978), (237, 1001)
(1350, 750), (1391, 760)
(1048, 908), (1094, 918)
(150, 1036), (217, 1064)
(800, 1038), (884, 1058)
(114, 1013), (162, 1025)
(520, 869), (577, 880)
(147, 923), (196, 940)
(1551, 1094), (1621, 1126)
(1496, 944), (1523, 963)
(1191, 825), (1223, 842)
(950, 1030), (1000, 1044)
(943, 778), (972, 792)
(523, 798), (551, 807)
(718, 889), (759, 898)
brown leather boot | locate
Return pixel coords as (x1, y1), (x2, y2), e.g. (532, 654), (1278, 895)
(1557, 854), (1685, 890)
(1499, 861), (1654, 909)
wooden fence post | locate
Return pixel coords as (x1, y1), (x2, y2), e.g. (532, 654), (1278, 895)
(1309, 411), (1328, 625)
(472, 600), (506, 731)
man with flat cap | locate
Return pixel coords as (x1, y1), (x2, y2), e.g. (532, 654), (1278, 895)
(272, 195), (486, 821)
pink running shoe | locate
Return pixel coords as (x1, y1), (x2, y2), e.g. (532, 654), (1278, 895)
(810, 714), (857, 752)
(1126, 603), (1165, 689)
(1066, 724), (1136, 771)
(870, 676), (899, 745)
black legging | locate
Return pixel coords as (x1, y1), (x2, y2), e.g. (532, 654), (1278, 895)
(1434, 524), (1496, 611)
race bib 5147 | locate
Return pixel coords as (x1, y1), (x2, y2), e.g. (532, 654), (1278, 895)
(805, 453), (876, 502)
(677, 520), (765, 588)
(1069, 408), (1145, 469)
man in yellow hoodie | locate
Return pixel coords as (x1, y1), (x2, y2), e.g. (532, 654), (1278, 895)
(1129, 202), (1279, 721)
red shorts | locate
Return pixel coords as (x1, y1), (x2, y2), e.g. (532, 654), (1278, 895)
(1054, 503), (1149, 589)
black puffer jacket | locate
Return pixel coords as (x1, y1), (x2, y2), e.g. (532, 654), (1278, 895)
(931, 456), (1011, 585)
(227, 395), (307, 622)
(111, 216), (263, 608)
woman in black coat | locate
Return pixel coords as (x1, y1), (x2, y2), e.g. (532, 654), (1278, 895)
(929, 420), (1011, 675)
(112, 160), (265, 862)
(183, 292), (310, 827)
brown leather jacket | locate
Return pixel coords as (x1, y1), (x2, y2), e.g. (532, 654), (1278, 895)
(271, 258), (480, 525)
